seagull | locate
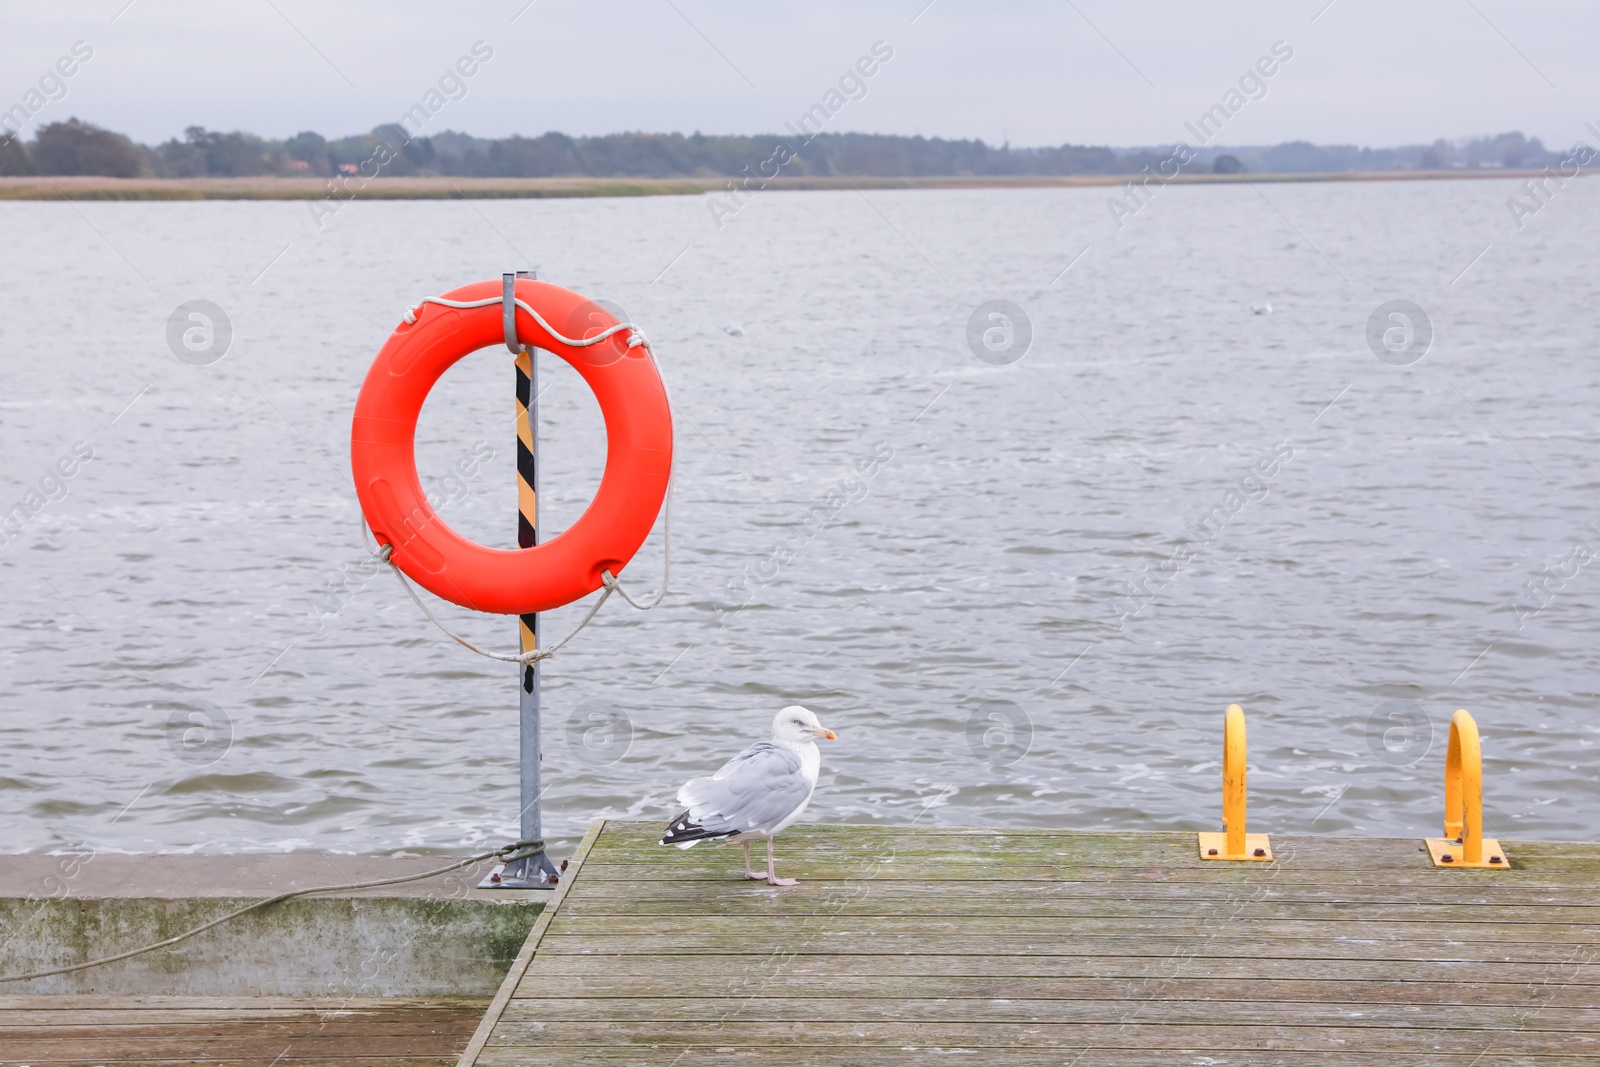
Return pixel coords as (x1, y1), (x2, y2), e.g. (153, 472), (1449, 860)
(660, 706), (836, 886)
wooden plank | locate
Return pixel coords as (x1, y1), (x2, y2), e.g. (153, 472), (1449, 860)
(2, 1014), (482, 1033)
(26, 1060), (464, 1067)
(585, 823), (1600, 847)
(0, 1000), (489, 1030)
(0, 995), (485, 1011)
(2, 1034), (472, 1056)
(11, 1062), (445, 1067)
(507, 972), (1597, 1005)
(0, 997), (486, 1065)
(483, 1019), (1600, 1054)
(451, 820), (604, 1067)
(554, 881), (1600, 919)
(0, 1007), (408, 1023)
(582, 824), (1600, 867)
(514, 952), (1600, 986)
(579, 861), (1600, 892)
(532, 931), (1598, 964)
(473, 1051), (1600, 1067)
(580, 854), (1589, 880)
(496, 994), (1600, 1028)
(541, 912), (1600, 944)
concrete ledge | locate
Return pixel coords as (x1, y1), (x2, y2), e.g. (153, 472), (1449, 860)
(0, 854), (544, 997)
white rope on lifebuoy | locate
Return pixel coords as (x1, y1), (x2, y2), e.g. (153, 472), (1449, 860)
(401, 295), (650, 352)
(361, 499), (669, 666)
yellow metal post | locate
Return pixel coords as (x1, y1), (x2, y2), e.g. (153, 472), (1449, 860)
(1198, 704), (1272, 861)
(1426, 709), (1507, 869)
(1223, 704), (1246, 856)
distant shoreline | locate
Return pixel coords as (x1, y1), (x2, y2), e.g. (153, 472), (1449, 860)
(0, 169), (1554, 201)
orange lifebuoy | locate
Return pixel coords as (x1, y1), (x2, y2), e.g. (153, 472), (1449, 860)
(351, 278), (672, 615)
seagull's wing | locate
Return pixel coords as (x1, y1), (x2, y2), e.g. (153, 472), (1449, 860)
(660, 742), (812, 846)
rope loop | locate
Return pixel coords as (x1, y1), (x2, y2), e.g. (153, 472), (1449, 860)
(602, 563), (668, 611)
(498, 838), (547, 862)
(360, 500), (669, 668)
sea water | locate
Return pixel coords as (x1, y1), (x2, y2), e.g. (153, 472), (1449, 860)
(1, 176), (1595, 855)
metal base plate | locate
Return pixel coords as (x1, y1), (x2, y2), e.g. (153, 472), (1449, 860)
(1198, 832), (1273, 861)
(477, 854), (560, 890)
(1425, 837), (1508, 869)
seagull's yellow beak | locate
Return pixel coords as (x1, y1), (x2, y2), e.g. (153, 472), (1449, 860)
(813, 727), (836, 740)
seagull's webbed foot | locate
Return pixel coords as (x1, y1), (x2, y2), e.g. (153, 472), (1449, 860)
(740, 839), (764, 880)
(763, 837), (797, 887)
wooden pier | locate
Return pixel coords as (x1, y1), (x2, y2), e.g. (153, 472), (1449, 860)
(460, 819), (1600, 1066)
(0, 996), (486, 1066)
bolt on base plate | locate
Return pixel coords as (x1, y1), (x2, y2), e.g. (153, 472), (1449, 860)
(1197, 832), (1273, 861)
(1425, 837), (1508, 869)
(478, 850), (562, 889)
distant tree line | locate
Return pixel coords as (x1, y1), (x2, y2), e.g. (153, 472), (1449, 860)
(0, 119), (1583, 180)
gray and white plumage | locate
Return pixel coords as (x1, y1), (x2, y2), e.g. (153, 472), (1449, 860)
(660, 706), (835, 885)
(664, 741), (811, 844)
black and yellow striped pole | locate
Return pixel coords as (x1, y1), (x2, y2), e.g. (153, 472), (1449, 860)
(499, 270), (559, 888)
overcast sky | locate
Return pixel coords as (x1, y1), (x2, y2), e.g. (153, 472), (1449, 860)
(5, 0), (1597, 150)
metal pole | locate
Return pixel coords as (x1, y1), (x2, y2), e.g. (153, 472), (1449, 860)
(495, 270), (558, 888)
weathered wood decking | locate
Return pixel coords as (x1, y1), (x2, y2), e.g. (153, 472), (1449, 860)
(0, 996), (487, 1065)
(461, 820), (1600, 1066)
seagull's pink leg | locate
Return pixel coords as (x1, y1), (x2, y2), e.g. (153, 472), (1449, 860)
(741, 839), (763, 880)
(765, 836), (798, 887)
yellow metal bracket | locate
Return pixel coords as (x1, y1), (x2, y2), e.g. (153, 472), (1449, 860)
(1424, 709), (1508, 869)
(1198, 704), (1272, 861)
